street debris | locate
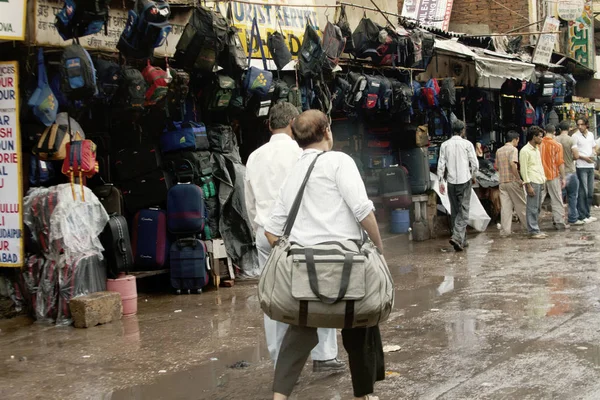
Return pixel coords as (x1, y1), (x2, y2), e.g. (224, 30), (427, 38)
(383, 345), (401, 353)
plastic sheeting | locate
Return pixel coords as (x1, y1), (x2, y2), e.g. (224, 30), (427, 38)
(211, 153), (259, 277)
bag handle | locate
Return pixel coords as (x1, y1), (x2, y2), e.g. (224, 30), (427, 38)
(282, 152), (326, 237)
(247, 17), (268, 71)
(305, 249), (354, 304)
(37, 49), (49, 87)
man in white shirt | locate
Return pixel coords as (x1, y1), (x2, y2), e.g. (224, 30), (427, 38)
(572, 117), (597, 224)
(244, 103), (344, 373)
(437, 120), (479, 252)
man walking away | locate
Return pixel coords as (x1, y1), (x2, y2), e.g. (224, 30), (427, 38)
(438, 120), (479, 251)
(572, 117), (597, 224)
(244, 103), (345, 372)
(555, 120), (582, 226)
(519, 126), (547, 239)
(539, 124), (567, 229)
(495, 130), (527, 237)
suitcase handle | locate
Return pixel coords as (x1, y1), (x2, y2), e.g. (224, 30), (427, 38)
(177, 238), (198, 249)
(117, 238), (127, 254)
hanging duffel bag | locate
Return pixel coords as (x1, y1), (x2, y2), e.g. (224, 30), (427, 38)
(258, 153), (394, 329)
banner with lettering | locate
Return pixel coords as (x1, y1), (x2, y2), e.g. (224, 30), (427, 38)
(401, 0), (455, 32)
(0, 0), (26, 40)
(566, 0), (595, 70)
(0, 62), (23, 268)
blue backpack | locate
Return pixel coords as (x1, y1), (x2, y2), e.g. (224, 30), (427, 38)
(27, 49), (58, 127)
(60, 44), (98, 101)
(55, 0), (110, 40)
(117, 0), (172, 59)
(29, 156), (55, 186)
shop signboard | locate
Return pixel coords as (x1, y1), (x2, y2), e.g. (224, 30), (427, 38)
(0, 0), (27, 40)
(532, 17), (560, 65)
(0, 61), (24, 268)
(557, 0), (584, 21)
(401, 0), (454, 31)
(566, 0), (595, 70)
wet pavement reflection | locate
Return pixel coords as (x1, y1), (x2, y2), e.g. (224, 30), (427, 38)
(3, 217), (600, 399)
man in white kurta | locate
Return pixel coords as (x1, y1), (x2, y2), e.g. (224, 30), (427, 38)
(244, 102), (344, 372)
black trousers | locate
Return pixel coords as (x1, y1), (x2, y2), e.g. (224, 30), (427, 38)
(273, 325), (385, 397)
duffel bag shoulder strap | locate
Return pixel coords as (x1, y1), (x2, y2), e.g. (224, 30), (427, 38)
(282, 151), (326, 237)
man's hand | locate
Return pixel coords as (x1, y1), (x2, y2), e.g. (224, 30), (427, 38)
(560, 177), (566, 189)
(439, 182), (446, 195)
(526, 184), (535, 197)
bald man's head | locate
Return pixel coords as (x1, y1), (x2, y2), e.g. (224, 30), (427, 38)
(291, 110), (329, 148)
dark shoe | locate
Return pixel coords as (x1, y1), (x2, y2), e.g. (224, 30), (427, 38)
(449, 238), (463, 252)
(313, 358), (346, 373)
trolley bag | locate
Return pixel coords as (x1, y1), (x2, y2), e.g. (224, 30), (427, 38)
(170, 238), (209, 294)
(167, 182), (206, 234)
(100, 215), (133, 279)
(93, 184), (124, 215)
(131, 208), (168, 269)
(258, 152), (394, 329)
(380, 166), (412, 208)
(400, 147), (431, 194)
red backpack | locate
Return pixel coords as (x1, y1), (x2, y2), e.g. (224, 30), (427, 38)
(142, 61), (169, 106)
(524, 101), (535, 125)
(421, 78), (439, 108)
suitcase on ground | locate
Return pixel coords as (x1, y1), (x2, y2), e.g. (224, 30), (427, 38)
(121, 169), (168, 214)
(380, 166), (412, 208)
(101, 215), (134, 279)
(167, 183), (206, 234)
(170, 238), (209, 294)
(93, 184), (125, 215)
(132, 208), (168, 270)
(400, 148), (431, 195)
(114, 144), (160, 182)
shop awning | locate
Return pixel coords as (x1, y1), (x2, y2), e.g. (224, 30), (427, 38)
(474, 55), (536, 82)
(434, 40), (477, 58)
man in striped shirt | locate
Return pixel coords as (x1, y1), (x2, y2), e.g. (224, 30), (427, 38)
(539, 124), (567, 229)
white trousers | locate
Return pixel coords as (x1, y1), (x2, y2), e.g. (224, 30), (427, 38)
(256, 227), (338, 363)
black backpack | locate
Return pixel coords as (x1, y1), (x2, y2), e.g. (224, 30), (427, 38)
(347, 72), (367, 108)
(439, 78), (456, 107)
(298, 21), (325, 78)
(55, 0), (110, 40)
(267, 31), (292, 71)
(331, 76), (352, 112)
(60, 44), (98, 101)
(119, 67), (147, 111)
(175, 6), (228, 72)
(410, 30), (434, 69)
(363, 75), (381, 110)
(390, 79), (412, 113)
(272, 80), (290, 105)
(335, 5), (354, 55)
(118, 0), (172, 59)
(220, 4), (249, 74)
(322, 22), (346, 70)
(94, 59), (121, 103)
(378, 77), (393, 111)
(352, 17), (382, 59)
(165, 68), (190, 120)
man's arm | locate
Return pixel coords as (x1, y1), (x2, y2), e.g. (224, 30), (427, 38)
(360, 212), (384, 252)
(510, 162), (522, 183)
(437, 144), (447, 194)
(519, 149), (529, 183)
(467, 142), (479, 175)
(244, 176), (258, 233)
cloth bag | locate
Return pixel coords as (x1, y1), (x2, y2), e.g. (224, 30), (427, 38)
(243, 17), (273, 97)
(258, 153), (395, 329)
(28, 49), (59, 127)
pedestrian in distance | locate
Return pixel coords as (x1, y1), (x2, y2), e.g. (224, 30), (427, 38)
(244, 103), (345, 373)
(539, 124), (568, 230)
(555, 120), (582, 226)
(495, 130), (527, 237)
(264, 110), (385, 400)
(572, 117), (597, 224)
(519, 126), (547, 239)
(437, 120), (479, 251)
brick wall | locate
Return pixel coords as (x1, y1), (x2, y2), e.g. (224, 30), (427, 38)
(398, 0), (532, 34)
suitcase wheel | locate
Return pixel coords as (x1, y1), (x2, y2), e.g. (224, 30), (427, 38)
(187, 289), (191, 294)
(196, 289), (202, 294)
(176, 289), (181, 295)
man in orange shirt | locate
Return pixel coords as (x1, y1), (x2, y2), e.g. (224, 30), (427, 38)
(540, 124), (567, 229)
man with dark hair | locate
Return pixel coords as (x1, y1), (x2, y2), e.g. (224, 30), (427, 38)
(495, 130), (527, 236)
(244, 103), (344, 373)
(556, 120), (581, 225)
(437, 120), (479, 251)
(540, 124), (567, 229)
(572, 117), (597, 223)
(519, 126), (547, 238)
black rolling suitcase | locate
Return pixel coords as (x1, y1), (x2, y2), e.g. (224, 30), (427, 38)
(170, 238), (209, 294)
(100, 215), (134, 279)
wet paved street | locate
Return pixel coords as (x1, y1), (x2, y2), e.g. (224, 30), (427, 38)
(2, 210), (600, 399)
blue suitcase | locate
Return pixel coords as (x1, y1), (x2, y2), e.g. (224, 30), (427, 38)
(170, 238), (208, 294)
(132, 208), (168, 270)
(167, 183), (206, 234)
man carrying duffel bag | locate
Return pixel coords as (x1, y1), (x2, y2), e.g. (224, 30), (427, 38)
(262, 110), (393, 400)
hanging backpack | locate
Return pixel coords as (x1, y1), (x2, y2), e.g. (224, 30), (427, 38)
(219, 3), (248, 74)
(421, 79), (440, 108)
(322, 21), (346, 70)
(347, 72), (367, 108)
(537, 72), (555, 104)
(55, 0), (110, 41)
(299, 20), (325, 78)
(312, 80), (332, 116)
(411, 30), (434, 69)
(352, 16), (382, 59)
(272, 80), (290, 105)
(335, 5), (354, 55)
(553, 75), (567, 104)
(119, 67), (147, 111)
(287, 80), (303, 113)
(175, 5), (228, 72)
(118, 0), (172, 59)
(28, 49), (58, 127)
(524, 101), (535, 125)
(142, 61), (169, 106)
(165, 68), (190, 120)
(267, 31), (292, 71)
(378, 77), (392, 111)
(61, 138), (99, 200)
(243, 17), (273, 97)
(94, 59), (121, 103)
(207, 75), (236, 111)
(390, 79), (412, 114)
(439, 78), (456, 107)
(29, 156), (56, 187)
(60, 44), (98, 101)
(428, 109), (451, 137)
(363, 75), (381, 110)
(331, 76), (352, 112)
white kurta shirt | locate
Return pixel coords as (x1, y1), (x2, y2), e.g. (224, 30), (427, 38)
(265, 150), (374, 246)
(244, 133), (302, 232)
(437, 136), (479, 185)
